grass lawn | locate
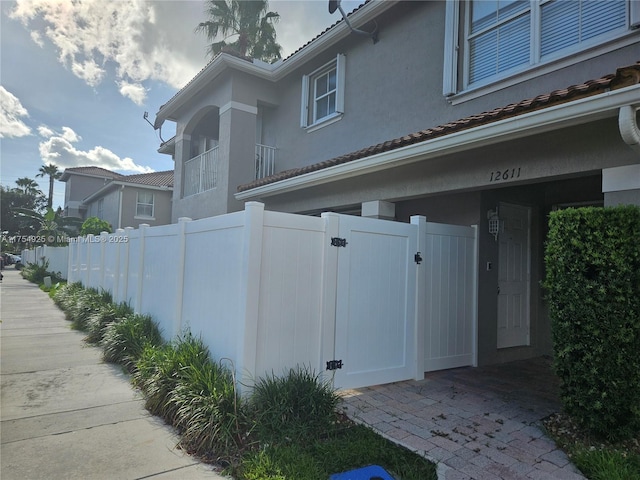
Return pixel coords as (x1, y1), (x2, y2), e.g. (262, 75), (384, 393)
(544, 413), (640, 480)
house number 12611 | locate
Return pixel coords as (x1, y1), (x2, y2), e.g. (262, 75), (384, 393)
(490, 167), (521, 182)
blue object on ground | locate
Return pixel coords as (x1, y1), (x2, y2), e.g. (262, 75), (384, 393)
(329, 464), (395, 480)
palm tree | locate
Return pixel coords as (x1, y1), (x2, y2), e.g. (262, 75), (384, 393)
(36, 163), (62, 210)
(196, 0), (282, 63)
(15, 177), (41, 196)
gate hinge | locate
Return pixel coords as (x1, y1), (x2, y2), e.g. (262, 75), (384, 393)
(331, 237), (348, 247)
(326, 359), (343, 371)
(414, 252), (423, 264)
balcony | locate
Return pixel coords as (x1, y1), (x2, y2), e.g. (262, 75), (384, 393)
(183, 144), (276, 198)
(255, 144), (276, 180)
(183, 146), (218, 197)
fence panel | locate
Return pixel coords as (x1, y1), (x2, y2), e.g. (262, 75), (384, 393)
(181, 212), (246, 366)
(253, 211), (326, 379)
(139, 224), (180, 339)
(42, 246), (69, 279)
(423, 223), (478, 371)
(102, 238), (118, 294)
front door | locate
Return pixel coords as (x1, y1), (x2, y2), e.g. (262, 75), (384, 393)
(497, 203), (531, 348)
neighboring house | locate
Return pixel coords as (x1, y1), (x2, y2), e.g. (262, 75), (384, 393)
(153, 0), (640, 368)
(81, 170), (174, 229)
(60, 167), (124, 218)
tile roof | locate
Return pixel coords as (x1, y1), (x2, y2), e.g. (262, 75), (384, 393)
(119, 170), (174, 188)
(60, 166), (123, 180)
(237, 61), (640, 193)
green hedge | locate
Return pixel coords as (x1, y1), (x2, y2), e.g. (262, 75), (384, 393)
(544, 205), (640, 439)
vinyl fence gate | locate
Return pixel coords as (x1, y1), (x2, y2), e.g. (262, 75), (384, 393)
(325, 214), (478, 390)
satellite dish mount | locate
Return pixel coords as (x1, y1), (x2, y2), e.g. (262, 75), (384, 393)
(329, 0), (378, 43)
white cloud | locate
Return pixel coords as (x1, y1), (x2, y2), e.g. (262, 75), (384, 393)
(9, 0), (206, 104)
(60, 126), (80, 143)
(38, 126), (153, 174)
(37, 125), (54, 137)
(0, 86), (32, 138)
(118, 80), (147, 106)
(30, 30), (44, 48)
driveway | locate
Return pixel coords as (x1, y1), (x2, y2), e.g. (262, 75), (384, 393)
(341, 357), (585, 479)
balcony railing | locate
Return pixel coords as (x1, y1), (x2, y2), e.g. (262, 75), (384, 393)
(183, 146), (218, 197)
(255, 144), (276, 180)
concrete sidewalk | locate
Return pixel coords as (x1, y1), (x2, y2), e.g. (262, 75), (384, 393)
(1, 269), (228, 480)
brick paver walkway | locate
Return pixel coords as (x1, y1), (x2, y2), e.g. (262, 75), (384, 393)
(341, 357), (585, 479)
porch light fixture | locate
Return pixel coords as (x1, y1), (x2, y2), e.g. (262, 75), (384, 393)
(487, 208), (502, 241)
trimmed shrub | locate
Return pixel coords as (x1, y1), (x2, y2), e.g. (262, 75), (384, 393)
(133, 333), (243, 457)
(249, 365), (340, 445)
(171, 358), (242, 458)
(102, 313), (162, 371)
(66, 288), (108, 331)
(85, 301), (133, 344)
(21, 260), (64, 285)
(544, 205), (640, 439)
(133, 333), (215, 424)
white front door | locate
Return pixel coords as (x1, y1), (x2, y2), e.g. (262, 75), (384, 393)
(333, 215), (417, 389)
(497, 203), (531, 348)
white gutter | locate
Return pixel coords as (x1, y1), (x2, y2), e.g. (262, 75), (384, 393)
(154, 1), (397, 127)
(236, 84), (640, 200)
(618, 104), (640, 154)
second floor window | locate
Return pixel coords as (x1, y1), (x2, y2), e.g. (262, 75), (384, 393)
(301, 54), (346, 129)
(136, 192), (154, 218)
(466, 0), (628, 86)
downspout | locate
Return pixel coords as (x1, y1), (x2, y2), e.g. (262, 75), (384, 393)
(618, 105), (640, 155)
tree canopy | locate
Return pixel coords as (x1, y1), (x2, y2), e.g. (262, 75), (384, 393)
(196, 0), (282, 63)
(36, 163), (62, 210)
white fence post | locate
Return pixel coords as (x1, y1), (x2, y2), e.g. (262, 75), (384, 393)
(122, 227), (134, 306)
(411, 215), (427, 380)
(136, 224), (149, 314)
(471, 224), (479, 367)
(238, 202), (265, 388)
(320, 212), (340, 384)
(113, 229), (123, 302)
(100, 231), (108, 290)
(174, 217), (192, 337)
(86, 236), (93, 287)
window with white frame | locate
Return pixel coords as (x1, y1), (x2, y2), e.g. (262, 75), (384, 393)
(301, 54), (346, 129)
(444, 0), (637, 96)
(136, 191), (154, 218)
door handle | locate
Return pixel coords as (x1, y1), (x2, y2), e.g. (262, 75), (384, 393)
(497, 285), (500, 295)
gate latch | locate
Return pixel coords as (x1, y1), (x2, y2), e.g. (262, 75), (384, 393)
(326, 360), (343, 371)
(414, 252), (423, 264)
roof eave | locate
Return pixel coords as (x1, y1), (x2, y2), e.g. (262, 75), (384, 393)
(235, 84), (640, 200)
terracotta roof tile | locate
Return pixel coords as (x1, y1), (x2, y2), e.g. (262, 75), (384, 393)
(237, 62), (640, 193)
(60, 166), (123, 180)
(119, 170), (174, 188)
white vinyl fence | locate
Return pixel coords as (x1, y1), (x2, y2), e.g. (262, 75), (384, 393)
(29, 202), (478, 390)
(21, 245), (69, 279)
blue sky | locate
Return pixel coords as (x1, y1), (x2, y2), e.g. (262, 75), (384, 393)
(1, 0), (362, 211)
